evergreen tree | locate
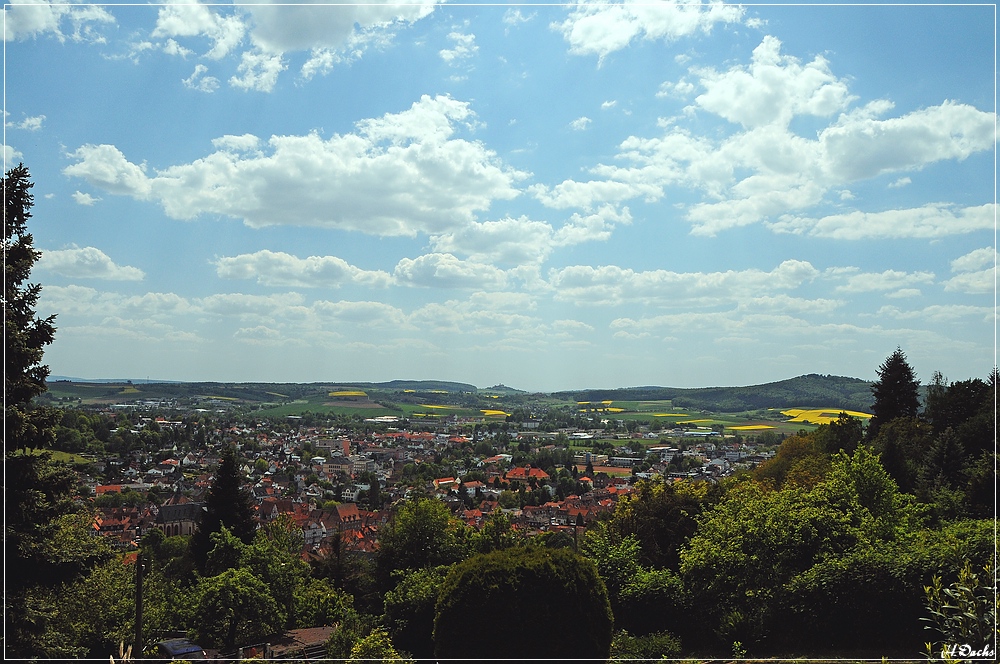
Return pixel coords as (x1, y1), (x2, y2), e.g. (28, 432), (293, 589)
(4, 165), (111, 657)
(4, 163), (57, 452)
(867, 347), (921, 440)
(189, 444), (256, 572)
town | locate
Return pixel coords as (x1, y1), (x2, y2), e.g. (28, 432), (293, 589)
(77, 387), (781, 556)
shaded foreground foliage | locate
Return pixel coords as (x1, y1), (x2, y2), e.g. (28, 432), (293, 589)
(433, 547), (613, 659)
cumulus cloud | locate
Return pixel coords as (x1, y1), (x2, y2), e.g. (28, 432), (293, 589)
(553, 0), (744, 64)
(229, 50), (287, 92)
(64, 95), (527, 236)
(547, 259), (819, 307)
(833, 269), (935, 293)
(570, 116), (592, 131)
(769, 204), (995, 240)
(430, 216), (558, 265)
(146, 0), (440, 88)
(393, 253), (509, 290)
(63, 144), (152, 197)
(440, 31), (477, 63)
(942, 246), (996, 294)
(183, 64), (220, 92)
(37, 246), (145, 280)
(215, 250), (392, 288)
(151, 1), (245, 59)
(692, 35), (855, 129)
(6, 114), (45, 131)
(537, 35), (995, 236)
(72, 191), (101, 206)
(3, 0), (114, 42)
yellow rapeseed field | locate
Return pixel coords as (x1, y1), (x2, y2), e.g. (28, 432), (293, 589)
(730, 425), (776, 431)
(329, 390), (367, 397)
(481, 409), (510, 417)
(781, 408), (873, 425)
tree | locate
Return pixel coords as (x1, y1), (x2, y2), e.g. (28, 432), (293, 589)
(375, 498), (467, 586)
(382, 566), (449, 659)
(433, 547), (613, 659)
(191, 568), (283, 650)
(4, 165), (112, 657)
(189, 444), (256, 572)
(4, 164), (57, 453)
(868, 347), (921, 440)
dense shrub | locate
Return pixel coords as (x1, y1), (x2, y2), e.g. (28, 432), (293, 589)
(433, 547), (613, 659)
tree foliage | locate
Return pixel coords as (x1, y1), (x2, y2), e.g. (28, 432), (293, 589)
(4, 163), (57, 452)
(375, 498), (467, 585)
(191, 568), (283, 650)
(868, 347), (921, 440)
(433, 547), (613, 659)
(189, 444), (256, 572)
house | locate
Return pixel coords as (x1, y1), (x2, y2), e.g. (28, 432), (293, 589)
(504, 466), (549, 485)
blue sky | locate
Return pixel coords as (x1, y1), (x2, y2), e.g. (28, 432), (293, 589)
(4, 1), (995, 392)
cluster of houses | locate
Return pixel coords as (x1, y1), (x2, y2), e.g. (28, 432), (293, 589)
(85, 417), (774, 558)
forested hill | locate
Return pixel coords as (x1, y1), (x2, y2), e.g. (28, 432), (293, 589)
(558, 374), (874, 413)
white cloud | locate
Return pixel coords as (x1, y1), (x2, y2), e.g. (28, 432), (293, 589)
(229, 51), (287, 92)
(530, 36), (994, 236)
(547, 259), (819, 306)
(888, 176), (911, 188)
(63, 144), (152, 197)
(197, 292), (305, 319)
(183, 64), (220, 93)
(71, 191), (101, 206)
(833, 269), (935, 293)
(162, 38), (193, 57)
(245, 0), (436, 54)
(821, 100), (995, 182)
(313, 299), (408, 327)
(941, 246), (996, 294)
(37, 246), (145, 281)
(151, 1), (245, 59)
(693, 35), (855, 128)
(3, 0), (114, 42)
(601, 100), (617, 110)
(875, 304), (995, 323)
(6, 114), (45, 131)
(65, 95), (527, 236)
(950, 247), (996, 273)
(3, 144), (24, 163)
(769, 204), (995, 240)
(570, 116), (592, 131)
(440, 31), (477, 64)
(553, 0), (744, 64)
(393, 253), (508, 290)
(214, 250), (392, 288)
(430, 216), (557, 265)
(503, 8), (534, 27)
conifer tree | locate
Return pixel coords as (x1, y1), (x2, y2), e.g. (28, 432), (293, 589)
(4, 163), (57, 451)
(867, 347), (921, 440)
(4, 165), (111, 657)
(190, 444), (256, 573)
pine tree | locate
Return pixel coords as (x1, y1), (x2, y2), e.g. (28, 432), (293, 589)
(867, 347), (921, 440)
(4, 163), (57, 451)
(4, 165), (111, 656)
(189, 444), (256, 573)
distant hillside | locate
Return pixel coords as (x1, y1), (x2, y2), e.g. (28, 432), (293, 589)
(366, 380), (478, 393)
(558, 374), (874, 413)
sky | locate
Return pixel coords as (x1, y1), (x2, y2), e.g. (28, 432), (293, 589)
(3, 1), (996, 392)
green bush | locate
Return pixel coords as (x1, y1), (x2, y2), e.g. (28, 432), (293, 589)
(433, 547), (613, 659)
